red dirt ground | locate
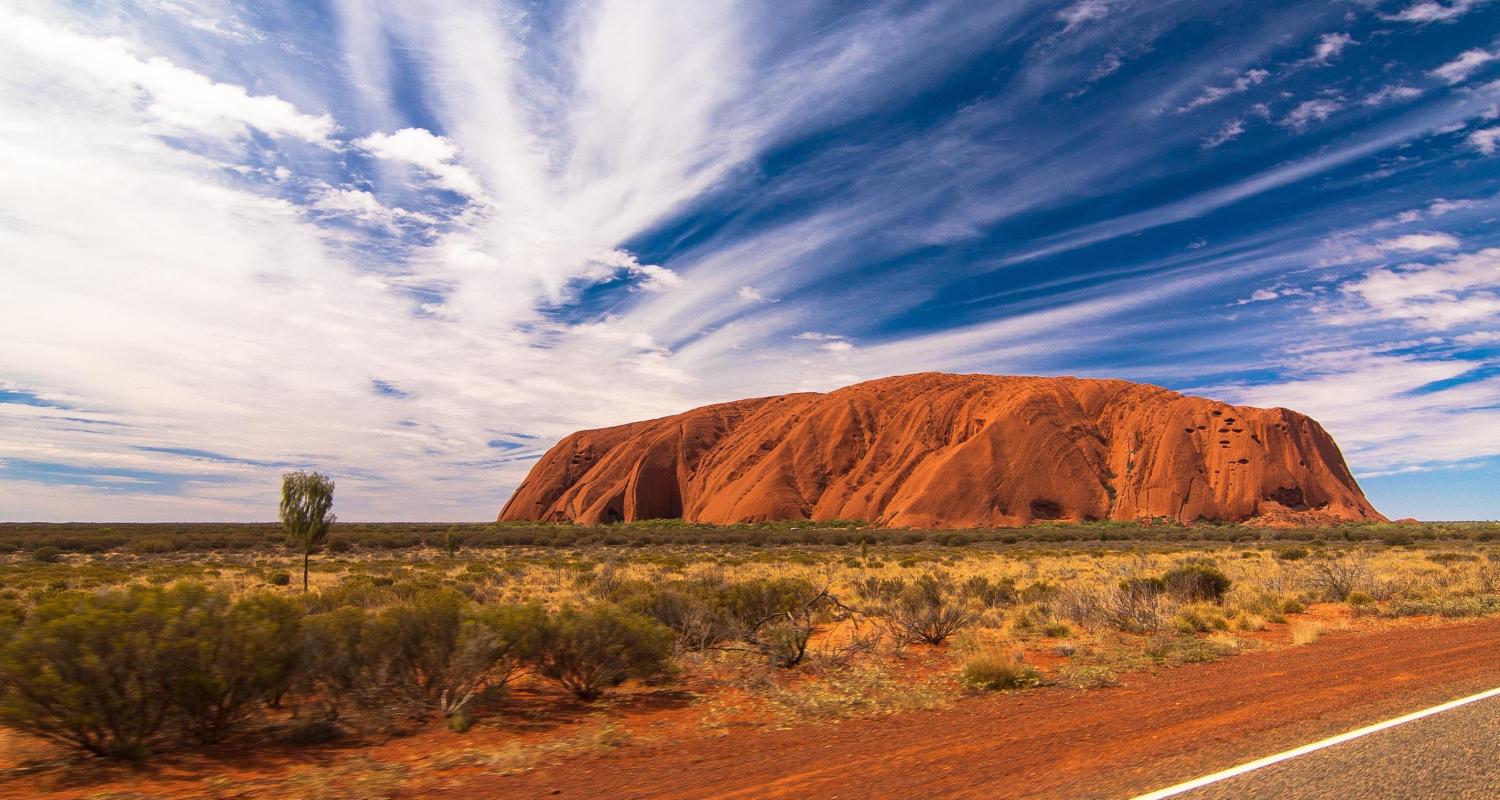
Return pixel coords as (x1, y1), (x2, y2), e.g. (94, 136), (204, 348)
(460, 616), (1500, 800)
(3, 614), (1498, 799)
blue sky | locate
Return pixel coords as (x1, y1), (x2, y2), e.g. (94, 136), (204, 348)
(1, 0), (1498, 521)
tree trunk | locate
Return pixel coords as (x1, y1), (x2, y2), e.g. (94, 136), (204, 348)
(303, 549), (310, 593)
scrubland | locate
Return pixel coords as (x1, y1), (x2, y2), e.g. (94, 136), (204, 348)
(1, 520), (1498, 797)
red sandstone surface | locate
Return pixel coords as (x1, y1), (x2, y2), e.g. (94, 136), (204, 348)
(500, 373), (1383, 527)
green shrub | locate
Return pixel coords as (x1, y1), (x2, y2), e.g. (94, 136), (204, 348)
(161, 589), (301, 743)
(1171, 605), (1228, 634)
(268, 571), (292, 586)
(30, 546), (61, 564)
(298, 607), (375, 720)
(721, 577), (829, 667)
(620, 581), (735, 652)
(1162, 564), (1231, 603)
(959, 652), (1041, 691)
(367, 591), (544, 719)
(1346, 590), (1376, 610)
(129, 536), (177, 555)
(0, 586), (180, 756)
(532, 606), (674, 699)
(1277, 547), (1309, 561)
(960, 575), (1017, 608)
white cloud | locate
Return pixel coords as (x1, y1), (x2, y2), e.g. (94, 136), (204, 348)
(0, 8), (334, 146)
(356, 128), (486, 199)
(310, 186), (438, 229)
(1430, 48), (1498, 85)
(1428, 198), (1478, 216)
(1361, 84), (1423, 106)
(1177, 69), (1270, 113)
(1280, 98), (1345, 132)
(1374, 232), (1462, 252)
(1467, 127), (1500, 154)
(1056, 1), (1114, 34)
(1213, 349), (1500, 476)
(1242, 288), (1280, 303)
(1307, 33), (1356, 66)
(1202, 118), (1246, 149)
(1383, 0), (1491, 23)
(737, 285), (767, 302)
(139, 0), (264, 42)
(1339, 247), (1500, 330)
(1456, 330), (1500, 344)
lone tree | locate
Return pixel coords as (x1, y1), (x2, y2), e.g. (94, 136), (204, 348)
(280, 470), (335, 592)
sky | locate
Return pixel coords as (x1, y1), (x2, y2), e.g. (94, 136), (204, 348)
(1, 0), (1498, 522)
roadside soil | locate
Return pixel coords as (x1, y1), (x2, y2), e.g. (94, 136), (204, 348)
(452, 615), (1500, 800)
(3, 613), (1499, 800)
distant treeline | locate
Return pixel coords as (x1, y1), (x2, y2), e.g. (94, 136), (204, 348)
(1, 520), (1496, 555)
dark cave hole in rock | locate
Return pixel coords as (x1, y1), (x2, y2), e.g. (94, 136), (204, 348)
(1269, 486), (1309, 511)
(1030, 498), (1064, 520)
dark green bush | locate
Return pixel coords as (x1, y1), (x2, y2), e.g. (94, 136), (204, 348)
(961, 575), (1018, 608)
(161, 589), (301, 743)
(619, 580), (735, 652)
(366, 591), (544, 719)
(298, 606), (374, 720)
(1161, 564), (1231, 603)
(532, 606), (673, 699)
(30, 546), (61, 564)
(129, 536), (177, 555)
(0, 586), (180, 756)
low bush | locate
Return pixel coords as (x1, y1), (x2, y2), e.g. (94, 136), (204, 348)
(532, 606), (674, 699)
(1384, 595), (1500, 619)
(959, 651), (1041, 692)
(1161, 564), (1231, 603)
(0, 584), (301, 754)
(364, 591), (545, 719)
(960, 575), (1017, 608)
(163, 588), (302, 743)
(1171, 605), (1228, 634)
(0, 586), (179, 756)
(886, 574), (978, 646)
(1306, 555), (1371, 601)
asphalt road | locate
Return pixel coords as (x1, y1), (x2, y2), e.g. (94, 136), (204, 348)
(1168, 692), (1500, 799)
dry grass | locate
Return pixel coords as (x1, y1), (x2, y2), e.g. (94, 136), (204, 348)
(1290, 620), (1323, 645)
(757, 661), (952, 721)
(429, 717), (633, 774)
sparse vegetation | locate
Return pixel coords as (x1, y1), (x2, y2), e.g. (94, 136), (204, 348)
(960, 649), (1042, 691)
(0, 518), (1497, 778)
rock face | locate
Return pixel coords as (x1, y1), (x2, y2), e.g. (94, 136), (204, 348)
(499, 373), (1384, 527)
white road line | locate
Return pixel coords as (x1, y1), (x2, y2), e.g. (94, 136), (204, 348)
(1129, 685), (1500, 800)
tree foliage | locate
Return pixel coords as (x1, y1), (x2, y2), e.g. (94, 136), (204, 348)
(280, 471), (335, 592)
